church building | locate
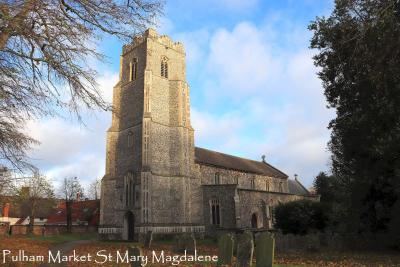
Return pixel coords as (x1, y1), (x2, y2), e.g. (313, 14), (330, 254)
(99, 29), (317, 240)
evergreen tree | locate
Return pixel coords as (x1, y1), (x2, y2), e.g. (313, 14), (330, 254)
(310, 0), (400, 236)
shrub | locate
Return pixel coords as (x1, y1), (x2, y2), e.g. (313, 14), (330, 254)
(274, 200), (328, 235)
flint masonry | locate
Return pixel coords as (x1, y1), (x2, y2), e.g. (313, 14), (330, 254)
(99, 29), (317, 240)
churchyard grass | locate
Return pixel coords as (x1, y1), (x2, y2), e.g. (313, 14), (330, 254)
(1, 235), (400, 266)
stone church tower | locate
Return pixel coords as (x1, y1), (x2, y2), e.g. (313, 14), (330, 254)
(100, 29), (318, 240)
(100, 29), (204, 240)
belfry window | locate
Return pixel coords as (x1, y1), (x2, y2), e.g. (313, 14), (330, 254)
(279, 182), (283, 192)
(214, 172), (220, 184)
(210, 199), (221, 225)
(161, 57), (168, 78)
(266, 180), (270, 191)
(129, 58), (138, 82)
(251, 178), (255, 189)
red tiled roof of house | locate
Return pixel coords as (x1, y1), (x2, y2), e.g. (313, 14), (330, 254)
(46, 199), (100, 226)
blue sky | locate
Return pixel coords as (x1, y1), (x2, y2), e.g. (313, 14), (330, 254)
(27, 0), (335, 190)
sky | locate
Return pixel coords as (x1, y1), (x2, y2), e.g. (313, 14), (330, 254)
(27, 0), (336, 190)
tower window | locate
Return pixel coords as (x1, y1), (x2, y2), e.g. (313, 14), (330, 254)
(251, 178), (255, 189)
(125, 184), (128, 206)
(161, 57), (168, 78)
(214, 172), (220, 184)
(129, 58), (138, 82)
(127, 131), (133, 147)
(279, 182), (283, 192)
(210, 199), (221, 226)
(265, 180), (270, 191)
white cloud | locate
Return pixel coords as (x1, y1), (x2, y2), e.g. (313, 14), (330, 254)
(25, 72), (117, 187)
(189, 21), (335, 186)
(207, 22), (281, 95)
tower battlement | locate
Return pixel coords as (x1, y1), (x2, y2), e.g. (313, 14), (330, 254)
(122, 28), (185, 55)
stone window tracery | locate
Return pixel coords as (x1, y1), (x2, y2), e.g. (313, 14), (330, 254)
(129, 58), (138, 82)
(210, 198), (220, 225)
(161, 57), (168, 78)
(251, 178), (255, 189)
(124, 172), (134, 207)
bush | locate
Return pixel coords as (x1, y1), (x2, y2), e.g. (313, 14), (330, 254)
(274, 200), (328, 235)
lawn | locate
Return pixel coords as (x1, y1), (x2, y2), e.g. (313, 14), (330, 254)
(26, 232), (98, 244)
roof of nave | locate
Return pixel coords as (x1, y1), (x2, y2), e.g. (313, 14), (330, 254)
(288, 179), (310, 196)
(195, 147), (288, 179)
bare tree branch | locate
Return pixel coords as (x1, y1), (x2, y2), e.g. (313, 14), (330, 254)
(0, 0), (163, 170)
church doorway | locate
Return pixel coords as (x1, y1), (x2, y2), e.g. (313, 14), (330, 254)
(123, 211), (135, 240)
(251, 213), (258, 228)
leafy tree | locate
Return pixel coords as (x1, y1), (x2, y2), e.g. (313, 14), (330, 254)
(313, 172), (349, 232)
(274, 200), (328, 235)
(310, 0), (400, 235)
(59, 176), (83, 232)
(0, 0), (163, 170)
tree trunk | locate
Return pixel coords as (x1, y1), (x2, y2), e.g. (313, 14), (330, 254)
(66, 200), (72, 233)
(28, 198), (36, 234)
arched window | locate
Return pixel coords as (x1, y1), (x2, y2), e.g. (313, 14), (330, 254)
(127, 131), (133, 147)
(251, 178), (255, 189)
(214, 172), (220, 184)
(279, 182), (283, 192)
(161, 57), (168, 78)
(265, 180), (270, 191)
(129, 58), (138, 82)
(124, 172), (134, 207)
(210, 198), (220, 225)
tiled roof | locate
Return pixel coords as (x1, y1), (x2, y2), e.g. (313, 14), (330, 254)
(46, 200), (100, 226)
(195, 147), (288, 179)
(288, 179), (310, 196)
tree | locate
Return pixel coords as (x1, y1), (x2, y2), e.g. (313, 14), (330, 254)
(310, 0), (400, 236)
(274, 200), (328, 235)
(0, 166), (12, 197)
(59, 176), (83, 232)
(0, 0), (163, 169)
(313, 172), (349, 232)
(15, 170), (55, 231)
(87, 178), (100, 200)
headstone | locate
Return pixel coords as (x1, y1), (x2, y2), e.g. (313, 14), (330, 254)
(255, 232), (274, 267)
(236, 231), (254, 267)
(128, 246), (142, 267)
(217, 233), (234, 265)
(144, 231), (153, 248)
(174, 233), (196, 254)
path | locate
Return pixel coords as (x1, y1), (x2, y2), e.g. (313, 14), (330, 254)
(39, 240), (94, 267)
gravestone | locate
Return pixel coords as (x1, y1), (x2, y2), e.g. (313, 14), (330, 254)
(236, 231), (254, 267)
(255, 232), (274, 267)
(128, 246), (143, 267)
(174, 233), (196, 254)
(217, 233), (234, 266)
(144, 231), (153, 248)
